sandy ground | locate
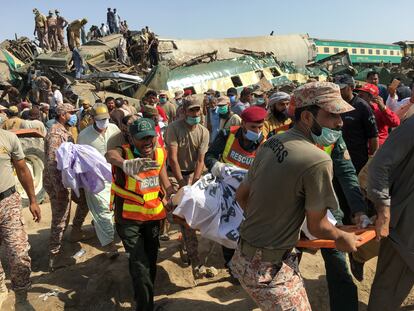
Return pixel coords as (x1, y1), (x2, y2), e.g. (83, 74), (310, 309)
(1, 202), (414, 311)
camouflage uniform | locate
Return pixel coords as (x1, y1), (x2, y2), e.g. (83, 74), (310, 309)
(0, 192), (31, 291)
(44, 122), (87, 255)
(230, 246), (311, 311)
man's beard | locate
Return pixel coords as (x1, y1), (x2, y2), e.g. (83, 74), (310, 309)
(273, 109), (288, 123)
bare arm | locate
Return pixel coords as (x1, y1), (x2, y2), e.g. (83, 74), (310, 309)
(306, 209), (359, 252)
(13, 158), (41, 222)
(192, 151), (205, 184)
(368, 137), (379, 155)
(167, 144), (185, 188)
(159, 164), (174, 198)
(236, 180), (250, 211)
(105, 148), (124, 168)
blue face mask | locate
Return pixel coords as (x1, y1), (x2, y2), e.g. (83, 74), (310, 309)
(218, 105), (228, 115)
(245, 129), (262, 142)
(229, 95), (237, 104)
(159, 97), (167, 104)
(256, 98), (265, 105)
(67, 114), (78, 126)
(186, 116), (201, 125)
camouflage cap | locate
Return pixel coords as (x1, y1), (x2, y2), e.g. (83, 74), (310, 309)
(56, 103), (78, 115)
(142, 104), (159, 117)
(216, 96), (229, 106)
(293, 82), (354, 114)
(183, 97), (201, 110)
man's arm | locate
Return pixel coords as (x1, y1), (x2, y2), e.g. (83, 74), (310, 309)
(368, 117), (414, 240)
(236, 180), (250, 211)
(368, 137), (379, 155)
(13, 158), (41, 222)
(331, 138), (367, 218)
(159, 163), (174, 198)
(167, 144), (185, 188)
(105, 148), (124, 168)
(192, 151), (205, 184)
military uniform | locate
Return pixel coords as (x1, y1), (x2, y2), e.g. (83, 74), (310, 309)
(0, 130), (31, 291)
(47, 15), (58, 51)
(56, 14), (68, 49)
(44, 108), (86, 256)
(34, 12), (49, 50)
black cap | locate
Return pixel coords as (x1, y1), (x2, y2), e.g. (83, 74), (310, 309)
(226, 87), (237, 96)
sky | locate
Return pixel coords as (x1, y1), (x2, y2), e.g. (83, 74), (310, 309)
(2, 0), (413, 44)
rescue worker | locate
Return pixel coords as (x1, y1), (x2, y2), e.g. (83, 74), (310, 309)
(55, 9), (68, 50)
(204, 105), (266, 278)
(47, 10), (58, 52)
(67, 18), (88, 50)
(0, 129), (41, 310)
(44, 103), (92, 270)
(33, 8), (49, 50)
(263, 92), (292, 138)
(2, 106), (23, 130)
(215, 96), (241, 131)
(105, 118), (174, 311)
(231, 82), (361, 310)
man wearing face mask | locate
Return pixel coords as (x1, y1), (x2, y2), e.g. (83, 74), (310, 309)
(44, 103), (91, 270)
(172, 90), (184, 109)
(158, 90), (176, 123)
(77, 103), (121, 258)
(204, 105), (266, 278)
(105, 118), (174, 311)
(263, 92), (292, 138)
(216, 96), (241, 131)
(165, 97), (209, 270)
(232, 82), (362, 311)
(142, 90), (168, 124)
(252, 89), (268, 109)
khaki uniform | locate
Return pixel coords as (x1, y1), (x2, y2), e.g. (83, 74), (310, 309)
(232, 128), (339, 310)
(35, 13), (49, 50)
(47, 16), (58, 51)
(0, 130), (31, 291)
(1, 117), (23, 130)
(33, 76), (52, 103)
(68, 19), (84, 49)
(165, 119), (209, 266)
(56, 16), (68, 49)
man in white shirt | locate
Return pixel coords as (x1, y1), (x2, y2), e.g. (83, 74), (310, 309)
(77, 103), (121, 257)
(50, 84), (63, 108)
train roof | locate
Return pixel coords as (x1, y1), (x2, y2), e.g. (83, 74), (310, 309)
(313, 38), (400, 49)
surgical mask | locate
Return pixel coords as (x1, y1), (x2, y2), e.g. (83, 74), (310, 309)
(217, 105), (228, 115)
(310, 118), (342, 146)
(229, 95), (236, 104)
(176, 99), (183, 106)
(67, 114), (77, 126)
(159, 97), (167, 104)
(256, 98), (265, 105)
(186, 116), (201, 125)
(95, 118), (109, 130)
(245, 129), (262, 142)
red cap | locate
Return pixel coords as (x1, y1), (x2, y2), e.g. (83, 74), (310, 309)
(241, 106), (267, 123)
(183, 89), (193, 96)
(356, 83), (379, 97)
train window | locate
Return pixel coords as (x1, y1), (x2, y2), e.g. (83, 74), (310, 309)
(324, 47), (330, 53)
(270, 67), (281, 77)
(390, 50), (394, 55)
(383, 50), (388, 55)
(368, 49), (373, 55)
(231, 76), (243, 87)
(360, 49), (365, 54)
(376, 50), (381, 55)
(334, 48), (339, 53)
(183, 86), (196, 95)
(352, 48), (357, 54)
(255, 70), (264, 79)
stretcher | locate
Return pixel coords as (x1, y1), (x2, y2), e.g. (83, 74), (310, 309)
(297, 225), (376, 249)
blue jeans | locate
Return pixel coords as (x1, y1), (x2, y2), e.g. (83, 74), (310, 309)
(321, 248), (358, 311)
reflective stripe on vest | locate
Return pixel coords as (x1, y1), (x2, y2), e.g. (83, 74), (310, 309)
(110, 146), (166, 221)
(222, 126), (258, 169)
(317, 144), (334, 156)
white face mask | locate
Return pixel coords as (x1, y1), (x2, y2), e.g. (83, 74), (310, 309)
(96, 118), (109, 130)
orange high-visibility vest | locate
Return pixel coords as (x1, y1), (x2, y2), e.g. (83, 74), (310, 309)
(221, 126), (264, 169)
(110, 145), (166, 222)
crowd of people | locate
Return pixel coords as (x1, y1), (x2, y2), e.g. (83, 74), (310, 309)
(0, 69), (414, 310)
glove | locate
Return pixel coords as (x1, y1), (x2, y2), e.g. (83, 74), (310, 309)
(122, 158), (160, 177)
(211, 162), (226, 178)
